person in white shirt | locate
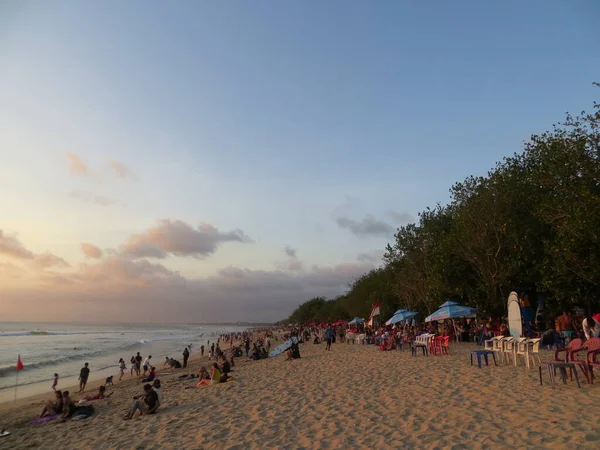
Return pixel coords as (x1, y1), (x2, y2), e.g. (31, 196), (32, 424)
(582, 316), (600, 339)
(142, 355), (152, 376)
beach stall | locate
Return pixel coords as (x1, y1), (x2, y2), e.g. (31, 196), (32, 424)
(346, 317), (365, 344)
(425, 301), (478, 342)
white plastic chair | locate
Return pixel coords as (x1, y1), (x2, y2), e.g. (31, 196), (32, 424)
(490, 336), (505, 363)
(514, 338), (529, 368)
(485, 336), (501, 351)
(526, 338), (542, 367)
(501, 338), (516, 365)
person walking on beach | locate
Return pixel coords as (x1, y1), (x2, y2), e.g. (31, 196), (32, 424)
(119, 358), (127, 381)
(182, 347), (190, 368)
(52, 373), (59, 391)
(200, 344), (205, 357)
(325, 325), (334, 351)
(78, 363), (90, 393)
(143, 355), (152, 376)
(130, 356), (137, 377)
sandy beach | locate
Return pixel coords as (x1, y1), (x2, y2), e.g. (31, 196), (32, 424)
(1, 340), (599, 450)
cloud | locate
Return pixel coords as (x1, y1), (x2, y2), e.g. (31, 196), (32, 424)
(0, 230), (34, 259)
(0, 262), (26, 279)
(386, 210), (414, 224)
(81, 243), (103, 259)
(357, 250), (383, 264)
(120, 219), (252, 259)
(2, 230), (378, 323)
(335, 215), (395, 237)
(31, 252), (70, 269)
(69, 191), (122, 206)
(40, 255), (185, 288)
(66, 153), (89, 176)
(283, 246), (297, 258)
(109, 160), (137, 180)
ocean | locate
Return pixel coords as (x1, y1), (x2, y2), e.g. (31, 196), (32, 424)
(0, 322), (247, 403)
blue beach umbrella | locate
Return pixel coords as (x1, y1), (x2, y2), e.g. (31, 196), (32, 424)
(425, 301), (478, 322)
(348, 317), (365, 324)
(385, 311), (419, 325)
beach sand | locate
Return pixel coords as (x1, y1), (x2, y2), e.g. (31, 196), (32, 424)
(1, 340), (599, 449)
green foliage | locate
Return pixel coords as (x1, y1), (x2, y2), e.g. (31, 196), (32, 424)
(283, 84), (600, 324)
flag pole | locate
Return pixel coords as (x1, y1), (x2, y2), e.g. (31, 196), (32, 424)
(14, 370), (18, 404)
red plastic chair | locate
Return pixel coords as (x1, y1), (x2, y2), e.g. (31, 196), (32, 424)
(585, 338), (600, 384)
(441, 336), (451, 355)
(553, 338), (583, 362)
(431, 336), (443, 356)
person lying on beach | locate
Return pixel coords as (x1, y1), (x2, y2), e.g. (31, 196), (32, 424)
(142, 366), (156, 382)
(165, 358), (183, 369)
(123, 384), (160, 420)
(40, 390), (63, 418)
(186, 363), (221, 388)
(170, 367), (208, 382)
(79, 386), (113, 403)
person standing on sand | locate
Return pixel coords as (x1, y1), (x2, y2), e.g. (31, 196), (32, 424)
(78, 363), (90, 392)
(142, 355), (152, 376)
(325, 326), (334, 351)
(245, 338), (250, 357)
(52, 373), (59, 391)
(119, 358), (127, 381)
(135, 353), (142, 376)
(200, 344), (205, 356)
(182, 347), (190, 368)
(211, 342), (215, 356)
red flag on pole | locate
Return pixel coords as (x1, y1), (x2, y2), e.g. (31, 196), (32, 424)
(16, 354), (24, 371)
(368, 302), (380, 326)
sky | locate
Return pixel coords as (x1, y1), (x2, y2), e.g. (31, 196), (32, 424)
(1, 1), (599, 323)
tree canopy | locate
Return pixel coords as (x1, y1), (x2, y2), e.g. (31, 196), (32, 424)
(282, 85), (600, 326)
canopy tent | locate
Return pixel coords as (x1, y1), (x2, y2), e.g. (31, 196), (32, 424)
(385, 310), (419, 325)
(348, 317), (365, 325)
(425, 301), (478, 322)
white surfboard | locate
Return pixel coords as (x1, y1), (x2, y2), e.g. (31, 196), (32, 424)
(269, 336), (299, 357)
(507, 291), (522, 338)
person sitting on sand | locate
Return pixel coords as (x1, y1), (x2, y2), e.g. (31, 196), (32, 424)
(187, 363), (221, 388)
(153, 379), (162, 403)
(123, 384), (160, 420)
(61, 391), (76, 419)
(142, 366), (156, 383)
(79, 385), (113, 403)
(40, 390), (63, 418)
(218, 356), (231, 382)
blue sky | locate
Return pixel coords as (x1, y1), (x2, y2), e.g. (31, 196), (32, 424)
(1, 1), (599, 322)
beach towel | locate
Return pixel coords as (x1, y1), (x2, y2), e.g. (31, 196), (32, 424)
(29, 414), (60, 425)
